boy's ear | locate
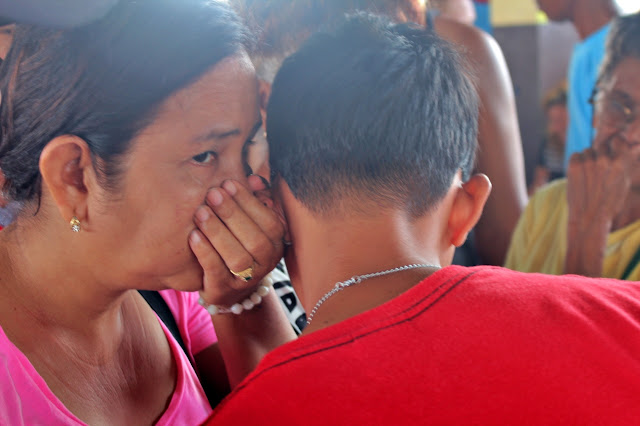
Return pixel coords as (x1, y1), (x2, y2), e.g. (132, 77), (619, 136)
(39, 135), (95, 226)
(447, 173), (491, 247)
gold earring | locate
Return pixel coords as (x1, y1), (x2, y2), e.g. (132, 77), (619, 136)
(70, 216), (81, 232)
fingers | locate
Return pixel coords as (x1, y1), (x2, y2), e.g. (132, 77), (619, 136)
(248, 174), (270, 192)
(248, 174), (274, 209)
(190, 180), (285, 305)
(220, 179), (284, 245)
(195, 201), (258, 276)
(188, 228), (250, 304)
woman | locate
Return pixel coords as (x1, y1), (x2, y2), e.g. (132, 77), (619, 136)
(0, 0), (293, 424)
(505, 11), (640, 281)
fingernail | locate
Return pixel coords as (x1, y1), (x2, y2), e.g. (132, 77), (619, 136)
(222, 180), (237, 196)
(189, 230), (201, 244)
(257, 175), (271, 189)
(207, 188), (224, 206)
(195, 206), (210, 222)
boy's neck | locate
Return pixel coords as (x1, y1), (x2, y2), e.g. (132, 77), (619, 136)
(285, 207), (446, 334)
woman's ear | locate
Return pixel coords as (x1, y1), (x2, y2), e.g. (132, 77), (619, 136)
(258, 79), (271, 127)
(39, 135), (96, 226)
(447, 173), (492, 247)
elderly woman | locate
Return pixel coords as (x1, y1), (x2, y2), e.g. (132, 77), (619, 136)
(505, 11), (640, 281)
(0, 0), (294, 424)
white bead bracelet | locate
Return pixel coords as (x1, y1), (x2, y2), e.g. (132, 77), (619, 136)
(198, 274), (273, 316)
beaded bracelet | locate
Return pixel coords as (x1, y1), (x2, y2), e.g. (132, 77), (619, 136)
(198, 274), (273, 315)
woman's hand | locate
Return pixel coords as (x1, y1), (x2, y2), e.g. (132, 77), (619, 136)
(189, 174), (285, 306)
(188, 175), (295, 388)
(564, 134), (640, 276)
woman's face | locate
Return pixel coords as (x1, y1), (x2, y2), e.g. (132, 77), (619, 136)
(593, 57), (640, 186)
(88, 53), (262, 292)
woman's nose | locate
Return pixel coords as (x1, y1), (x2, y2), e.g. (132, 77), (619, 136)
(223, 159), (251, 189)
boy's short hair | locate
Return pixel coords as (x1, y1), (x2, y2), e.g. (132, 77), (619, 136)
(267, 14), (478, 216)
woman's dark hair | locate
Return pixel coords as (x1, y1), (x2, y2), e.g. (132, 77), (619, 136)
(0, 0), (248, 203)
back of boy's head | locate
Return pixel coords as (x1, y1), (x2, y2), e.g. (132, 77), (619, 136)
(267, 14), (478, 217)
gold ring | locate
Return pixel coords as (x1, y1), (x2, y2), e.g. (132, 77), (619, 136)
(229, 265), (254, 282)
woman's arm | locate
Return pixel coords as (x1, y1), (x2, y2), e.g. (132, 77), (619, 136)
(564, 137), (639, 277)
(209, 292), (295, 388)
(435, 18), (528, 265)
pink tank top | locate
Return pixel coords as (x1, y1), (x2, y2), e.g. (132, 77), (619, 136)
(0, 290), (216, 425)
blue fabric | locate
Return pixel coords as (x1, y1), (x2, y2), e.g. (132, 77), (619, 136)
(473, 3), (492, 35)
(564, 24), (610, 167)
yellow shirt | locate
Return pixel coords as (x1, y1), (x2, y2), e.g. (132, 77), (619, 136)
(505, 179), (640, 281)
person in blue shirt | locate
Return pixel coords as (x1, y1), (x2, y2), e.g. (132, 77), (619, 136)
(536, 0), (618, 167)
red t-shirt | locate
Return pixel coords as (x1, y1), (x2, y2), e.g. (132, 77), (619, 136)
(206, 266), (640, 425)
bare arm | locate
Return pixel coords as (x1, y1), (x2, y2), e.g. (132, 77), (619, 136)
(564, 137), (639, 277)
(194, 292), (294, 403)
(435, 18), (528, 265)
(210, 292), (295, 388)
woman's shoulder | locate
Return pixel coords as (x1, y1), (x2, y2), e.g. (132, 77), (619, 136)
(531, 178), (568, 207)
(520, 178), (568, 232)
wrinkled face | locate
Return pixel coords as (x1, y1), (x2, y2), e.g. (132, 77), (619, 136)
(535, 0), (574, 21)
(90, 53), (261, 291)
(592, 57), (640, 185)
(546, 104), (568, 144)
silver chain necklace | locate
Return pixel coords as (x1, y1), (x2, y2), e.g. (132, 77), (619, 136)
(305, 263), (439, 327)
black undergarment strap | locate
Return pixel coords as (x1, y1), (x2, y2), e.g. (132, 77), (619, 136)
(138, 290), (193, 367)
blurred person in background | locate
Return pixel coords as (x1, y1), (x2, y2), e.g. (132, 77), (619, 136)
(429, 0), (476, 26)
(536, 0), (619, 167)
(232, 0), (528, 266)
(506, 11), (640, 281)
(529, 84), (568, 194)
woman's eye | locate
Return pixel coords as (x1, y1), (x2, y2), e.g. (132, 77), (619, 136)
(191, 151), (217, 165)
